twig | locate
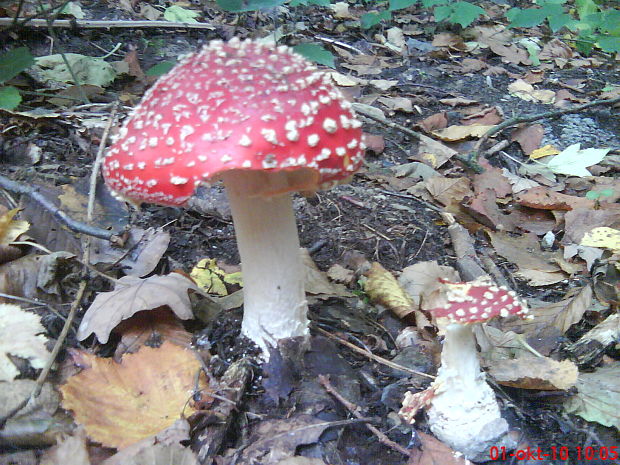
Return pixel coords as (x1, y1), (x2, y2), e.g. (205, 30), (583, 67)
(319, 374), (411, 457)
(314, 326), (434, 380)
(0, 174), (121, 242)
(465, 95), (620, 164)
(354, 106), (423, 142)
(377, 189), (443, 213)
(0, 17), (216, 29)
(441, 212), (486, 281)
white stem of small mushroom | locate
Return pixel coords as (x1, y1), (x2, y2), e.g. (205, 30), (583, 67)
(427, 323), (510, 460)
(222, 171), (309, 358)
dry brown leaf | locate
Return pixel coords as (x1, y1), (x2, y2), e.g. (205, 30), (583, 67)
(398, 261), (460, 309)
(431, 32), (467, 51)
(301, 249), (352, 299)
(511, 124), (544, 155)
(89, 228), (170, 277)
(238, 415), (331, 465)
(326, 264), (355, 285)
(113, 308), (193, 361)
(77, 273), (199, 344)
(364, 262), (415, 320)
(563, 208), (620, 244)
(472, 159), (512, 198)
(418, 112), (448, 132)
(414, 134), (458, 168)
(431, 124), (494, 142)
(487, 231), (562, 273)
(513, 269), (567, 286)
(107, 443), (197, 465)
(490, 356), (578, 390)
(508, 80), (555, 103)
(61, 342), (209, 449)
(377, 96), (414, 113)
(464, 189), (519, 232)
(363, 133), (385, 154)
(539, 38), (573, 60)
(407, 431), (469, 465)
(460, 106), (503, 126)
(425, 176), (473, 207)
(515, 186), (595, 211)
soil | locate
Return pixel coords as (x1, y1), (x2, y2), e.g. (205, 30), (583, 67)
(0, 2), (619, 465)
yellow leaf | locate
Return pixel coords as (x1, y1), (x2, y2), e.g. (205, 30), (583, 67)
(432, 124), (494, 142)
(61, 341), (209, 449)
(190, 258), (242, 296)
(364, 262), (414, 319)
(529, 144), (560, 160)
(580, 227), (620, 252)
(0, 208), (29, 245)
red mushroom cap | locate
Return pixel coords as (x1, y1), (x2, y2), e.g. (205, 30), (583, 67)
(102, 38), (365, 206)
(431, 276), (529, 323)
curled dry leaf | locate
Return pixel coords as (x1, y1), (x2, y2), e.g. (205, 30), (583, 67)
(364, 262), (415, 320)
(61, 342), (209, 449)
(77, 273), (199, 344)
(489, 356), (578, 390)
(0, 304), (50, 382)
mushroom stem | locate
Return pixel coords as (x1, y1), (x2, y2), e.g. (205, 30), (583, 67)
(223, 172), (309, 357)
(427, 323), (511, 460)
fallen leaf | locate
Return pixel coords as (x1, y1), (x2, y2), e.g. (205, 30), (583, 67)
(563, 208), (620, 244)
(460, 106), (503, 126)
(546, 144), (610, 177)
(398, 261), (459, 310)
(0, 379), (59, 419)
(529, 144), (560, 159)
(472, 159), (512, 197)
(191, 258), (242, 296)
(501, 169), (540, 194)
(414, 134), (458, 168)
(0, 208), (29, 244)
(487, 231), (561, 273)
(564, 363), (620, 430)
(463, 189), (519, 231)
(581, 227), (620, 253)
(515, 186), (594, 211)
(432, 124), (494, 142)
(113, 308), (193, 361)
(302, 249), (352, 298)
(0, 304), (50, 381)
(369, 79), (398, 91)
(377, 96), (414, 112)
(407, 431), (469, 465)
(77, 273), (199, 343)
(61, 342), (209, 448)
(364, 262), (415, 320)
(363, 133), (385, 154)
(40, 427), (90, 465)
(107, 443), (197, 465)
(326, 264), (354, 285)
(331, 2), (356, 19)
(425, 176), (473, 207)
(508, 79), (555, 103)
(418, 112), (448, 132)
(237, 415), (331, 464)
(34, 53), (117, 87)
(511, 124), (544, 155)
(489, 356), (578, 390)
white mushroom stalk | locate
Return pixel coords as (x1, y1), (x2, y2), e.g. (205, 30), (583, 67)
(222, 171), (308, 354)
(400, 277), (529, 460)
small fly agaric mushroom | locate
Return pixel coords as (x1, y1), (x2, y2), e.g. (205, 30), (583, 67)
(400, 276), (529, 460)
(102, 38), (365, 358)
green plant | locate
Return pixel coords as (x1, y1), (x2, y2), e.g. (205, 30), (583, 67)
(0, 47), (35, 110)
(507, 0), (620, 54)
(361, 0), (485, 30)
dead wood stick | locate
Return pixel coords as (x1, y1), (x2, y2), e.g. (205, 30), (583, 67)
(315, 326), (434, 380)
(0, 174), (122, 242)
(0, 17), (216, 29)
(193, 359), (252, 464)
(319, 374), (411, 457)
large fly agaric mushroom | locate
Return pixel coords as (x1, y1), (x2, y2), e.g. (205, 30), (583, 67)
(400, 276), (529, 460)
(102, 38), (365, 357)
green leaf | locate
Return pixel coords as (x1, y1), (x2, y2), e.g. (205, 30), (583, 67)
(58, 1), (85, 19)
(216, 0), (286, 11)
(448, 1), (485, 27)
(0, 86), (21, 110)
(0, 47), (35, 84)
(600, 10), (620, 34)
(34, 54), (117, 87)
(145, 61), (176, 77)
(293, 43), (335, 68)
(389, 0), (417, 11)
(360, 10), (391, 28)
(421, 0), (446, 7)
(163, 5), (199, 22)
(433, 4), (452, 22)
(576, 0), (599, 20)
(508, 8), (549, 28)
(546, 143), (610, 177)
(548, 13), (575, 32)
(597, 36), (620, 53)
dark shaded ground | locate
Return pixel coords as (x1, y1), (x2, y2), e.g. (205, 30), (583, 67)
(1, 2), (619, 464)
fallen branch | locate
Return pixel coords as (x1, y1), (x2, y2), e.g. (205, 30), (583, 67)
(0, 174), (122, 242)
(466, 94), (620, 164)
(319, 374), (411, 457)
(0, 17), (216, 29)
